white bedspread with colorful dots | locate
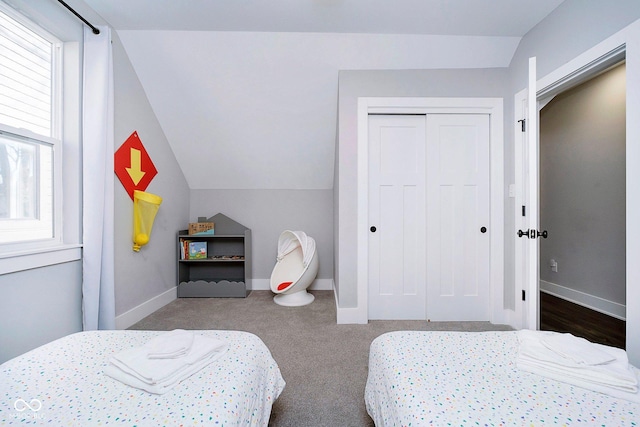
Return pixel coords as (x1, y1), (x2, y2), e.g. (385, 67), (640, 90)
(0, 330), (285, 426)
(365, 331), (640, 426)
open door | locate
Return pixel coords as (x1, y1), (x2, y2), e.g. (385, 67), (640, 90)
(514, 57), (539, 330)
(525, 57), (540, 330)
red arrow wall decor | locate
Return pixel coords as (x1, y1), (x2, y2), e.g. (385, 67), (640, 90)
(114, 131), (158, 200)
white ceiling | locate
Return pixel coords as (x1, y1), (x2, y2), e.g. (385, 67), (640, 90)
(82, 0), (565, 190)
(83, 0), (564, 36)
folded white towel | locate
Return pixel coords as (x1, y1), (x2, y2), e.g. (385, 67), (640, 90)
(518, 330), (635, 387)
(542, 332), (615, 366)
(517, 330), (640, 403)
(105, 331), (227, 393)
(146, 329), (195, 359)
(518, 357), (640, 404)
(104, 348), (226, 394)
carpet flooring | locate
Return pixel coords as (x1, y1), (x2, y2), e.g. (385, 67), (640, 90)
(129, 290), (513, 426)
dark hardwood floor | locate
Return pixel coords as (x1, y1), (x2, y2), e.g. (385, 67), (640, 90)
(539, 292), (626, 349)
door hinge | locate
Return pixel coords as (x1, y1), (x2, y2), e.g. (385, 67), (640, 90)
(522, 290), (526, 301)
(518, 119), (526, 132)
(522, 205), (526, 217)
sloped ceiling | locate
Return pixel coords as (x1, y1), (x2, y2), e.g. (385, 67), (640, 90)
(83, 0), (564, 190)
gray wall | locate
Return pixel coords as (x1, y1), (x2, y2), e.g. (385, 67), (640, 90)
(112, 33), (191, 316)
(509, 0), (640, 89)
(540, 63), (626, 304)
(190, 189), (333, 281)
(0, 262), (83, 363)
(335, 68), (511, 308)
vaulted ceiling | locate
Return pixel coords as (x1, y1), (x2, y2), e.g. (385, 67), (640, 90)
(83, 0), (565, 189)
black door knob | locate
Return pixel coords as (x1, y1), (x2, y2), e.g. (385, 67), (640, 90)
(480, 226), (487, 233)
(370, 226), (377, 232)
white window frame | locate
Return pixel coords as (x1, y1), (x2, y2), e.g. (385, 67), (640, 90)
(0, 2), (81, 274)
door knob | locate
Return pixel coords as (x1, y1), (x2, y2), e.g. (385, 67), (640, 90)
(480, 226), (487, 233)
(517, 229), (548, 239)
(370, 226), (377, 232)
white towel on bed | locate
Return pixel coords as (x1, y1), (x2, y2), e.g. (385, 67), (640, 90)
(105, 330), (227, 394)
(104, 348), (226, 394)
(145, 329), (195, 359)
(517, 330), (640, 403)
(542, 332), (615, 365)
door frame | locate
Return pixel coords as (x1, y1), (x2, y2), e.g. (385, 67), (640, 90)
(356, 97), (504, 324)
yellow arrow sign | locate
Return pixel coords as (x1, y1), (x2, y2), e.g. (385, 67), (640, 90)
(126, 148), (146, 185)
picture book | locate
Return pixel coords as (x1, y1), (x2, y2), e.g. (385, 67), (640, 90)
(188, 241), (207, 259)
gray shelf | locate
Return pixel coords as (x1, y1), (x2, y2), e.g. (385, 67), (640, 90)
(177, 213), (251, 298)
(178, 280), (246, 298)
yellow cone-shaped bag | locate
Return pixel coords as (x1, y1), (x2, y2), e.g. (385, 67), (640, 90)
(133, 190), (162, 251)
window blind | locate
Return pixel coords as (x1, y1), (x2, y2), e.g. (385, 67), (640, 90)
(0, 10), (52, 137)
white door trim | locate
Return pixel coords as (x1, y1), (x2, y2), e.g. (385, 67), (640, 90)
(356, 97), (504, 324)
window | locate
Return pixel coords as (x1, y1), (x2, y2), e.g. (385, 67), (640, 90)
(0, 6), (62, 246)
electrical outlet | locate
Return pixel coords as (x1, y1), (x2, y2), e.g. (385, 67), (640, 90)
(550, 259), (558, 272)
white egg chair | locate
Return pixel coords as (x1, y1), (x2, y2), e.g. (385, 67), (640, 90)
(270, 230), (319, 306)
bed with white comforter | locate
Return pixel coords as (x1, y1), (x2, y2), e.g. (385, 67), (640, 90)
(0, 330), (285, 425)
(365, 330), (640, 426)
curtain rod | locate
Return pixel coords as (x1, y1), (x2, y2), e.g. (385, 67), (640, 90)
(56, 0), (100, 34)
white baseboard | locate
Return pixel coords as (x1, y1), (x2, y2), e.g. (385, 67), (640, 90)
(251, 278), (333, 291)
(334, 281), (368, 324)
(540, 280), (626, 321)
(115, 287), (177, 330)
(115, 279), (333, 329)
(335, 303), (367, 324)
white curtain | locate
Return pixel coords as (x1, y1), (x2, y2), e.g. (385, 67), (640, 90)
(82, 26), (115, 330)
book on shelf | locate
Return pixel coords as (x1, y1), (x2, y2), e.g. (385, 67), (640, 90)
(188, 241), (207, 259)
(179, 239), (189, 259)
(179, 238), (207, 260)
